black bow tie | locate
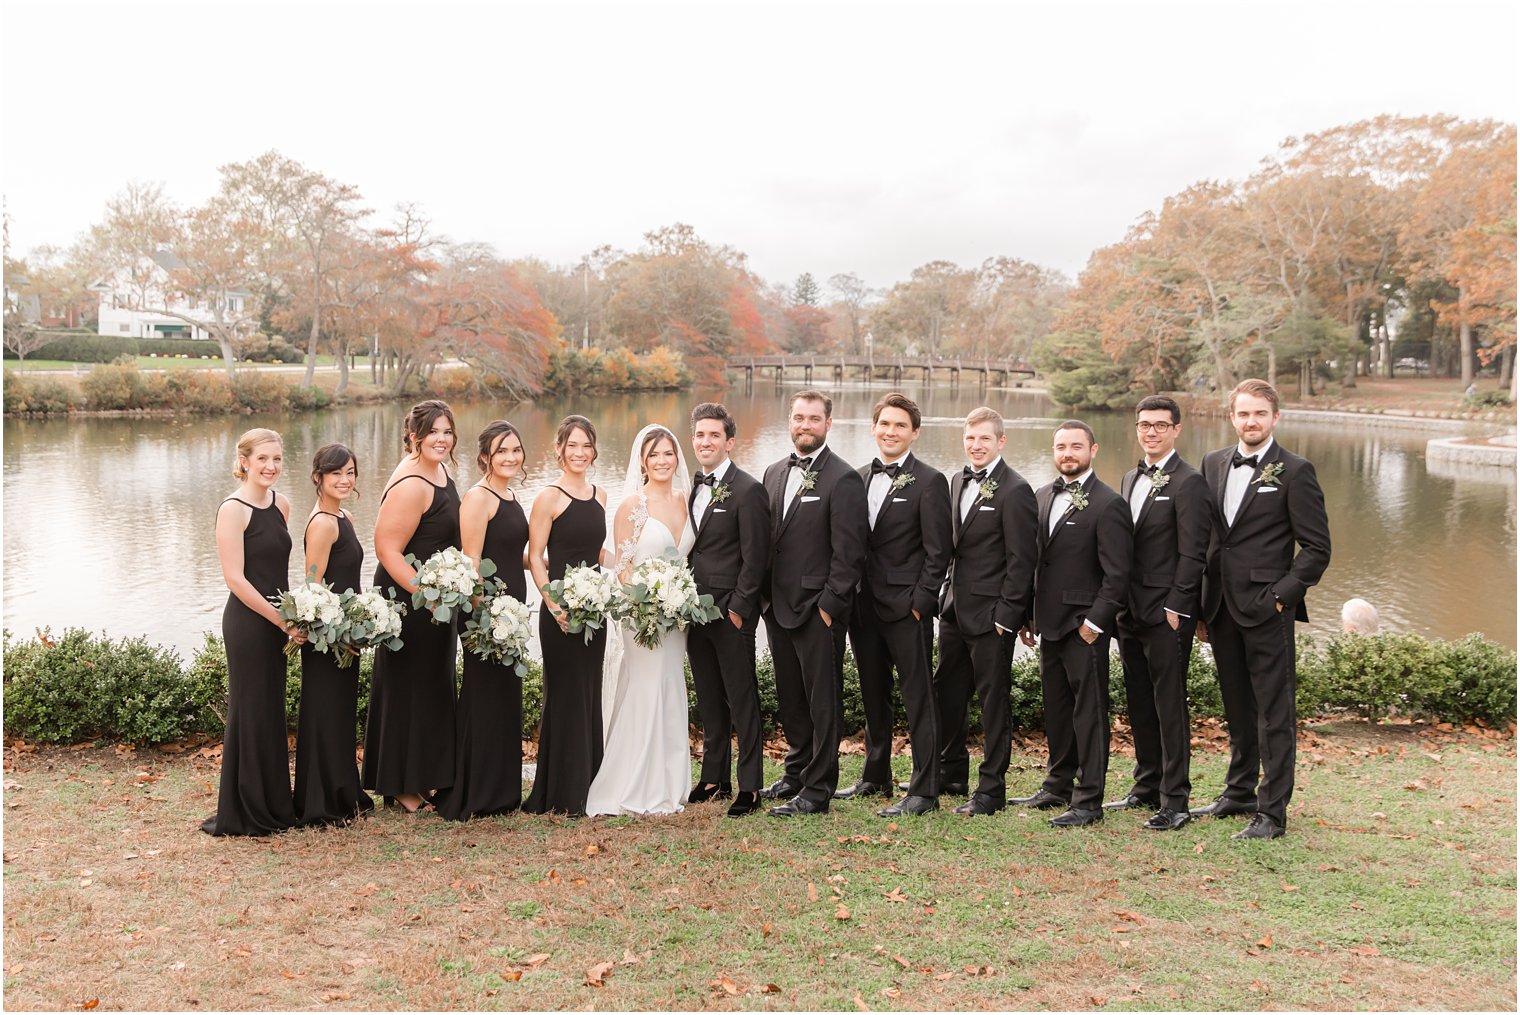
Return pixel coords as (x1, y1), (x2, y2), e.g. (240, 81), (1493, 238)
(1138, 461), (1160, 476)
(789, 453), (814, 471)
(1231, 452), (1260, 470)
(694, 472), (717, 486)
(870, 459), (901, 478)
(1053, 478), (1082, 494)
(962, 466), (988, 482)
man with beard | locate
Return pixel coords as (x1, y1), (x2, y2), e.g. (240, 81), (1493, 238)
(1194, 379), (1330, 841)
(760, 390), (868, 817)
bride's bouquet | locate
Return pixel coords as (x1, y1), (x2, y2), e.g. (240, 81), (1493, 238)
(271, 580), (348, 659)
(339, 588), (407, 666)
(405, 547), (496, 624)
(541, 563), (622, 646)
(461, 582), (534, 675)
(620, 553), (721, 650)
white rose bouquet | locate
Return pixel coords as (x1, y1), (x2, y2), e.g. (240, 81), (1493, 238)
(340, 588), (407, 666)
(461, 583), (534, 675)
(406, 547), (496, 624)
(271, 580), (348, 660)
(541, 563), (621, 646)
(620, 553), (721, 650)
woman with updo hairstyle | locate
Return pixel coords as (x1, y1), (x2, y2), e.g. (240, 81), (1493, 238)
(363, 399), (462, 814)
(202, 428), (300, 836)
(436, 420), (532, 820)
(523, 414), (609, 816)
(293, 443), (374, 826)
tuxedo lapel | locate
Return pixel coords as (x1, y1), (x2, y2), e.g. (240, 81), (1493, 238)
(1228, 443), (1279, 534)
(766, 462), (788, 540)
(1211, 449), (1231, 523)
(950, 469), (966, 544)
(1036, 483), (1054, 549)
(1133, 458), (1175, 534)
(776, 446), (827, 541)
(1044, 475), (1090, 548)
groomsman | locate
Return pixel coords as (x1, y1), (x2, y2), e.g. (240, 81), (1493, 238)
(1195, 379), (1330, 840)
(1016, 420), (1131, 828)
(761, 390), (868, 817)
(1107, 395), (1209, 831)
(935, 407), (1038, 816)
(686, 403), (771, 819)
(839, 393), (952, 816)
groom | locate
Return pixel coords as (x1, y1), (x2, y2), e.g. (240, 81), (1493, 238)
(686, 402), (771, 819)
(761, 389), (868, 817)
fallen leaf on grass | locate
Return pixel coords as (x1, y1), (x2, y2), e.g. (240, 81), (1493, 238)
(881, 987), (902, 999)
(77, 1001), (99, 1011)
(320, 992), (352, 1002)
(807, 882), (819, 902)
(934, 972), (954, 981)
(711, 974), (741, 995)
(883, 886), (908, 903)
(1112, 910), (1145, 924)
(547, 868), (561, 885)
(524, 953), (551, 968)
(853, 991), (869, 1010)
(584, 960), (614, 987)
(585, 843), (602, 856)
(1256, 935), (1273, 949)
(502, 971), (522, 982)
(892, 955), (910, 969)
(835, 904), (851, 921)
(1281, 884), (1299, 892)
(761, 922), (773, 939)
(1088, 996), (1107, 1007)
(1346, 945), (1380, 957)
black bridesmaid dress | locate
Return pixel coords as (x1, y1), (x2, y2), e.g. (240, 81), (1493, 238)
(436, 489), (530, 820)
(293, 511), (375, 826)
(522, 485), (607, 816)
(201, 495), (298, 837)
(362, 474), (461, 801)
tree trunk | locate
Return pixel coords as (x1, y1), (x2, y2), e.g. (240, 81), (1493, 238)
(335, 342), (350, 396)
(1380, 325), (1393, 379)
(1266, 344), (1277, 390)
(1459, 286), (1475, 388)
(217, 335), (238, 380)
(303, 271), (321, 388)
(1499, 342), (1513, 391)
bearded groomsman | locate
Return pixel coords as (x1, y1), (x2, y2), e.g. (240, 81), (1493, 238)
(838, 393), (951, 816)
(1194, 379), (1330, 841)
(761, 390), (868, 817)
(935, 407), (1038, 816)
(1015, 420), (1131, 828)
(1106, 395), (1209, 831)
(686, 403), (771, 819)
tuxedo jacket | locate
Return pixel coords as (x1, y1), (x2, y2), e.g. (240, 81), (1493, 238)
(762, 445), (868, 629)
(1033, 473), (1133, 641)
(688, 463), (770, 624)
(938, 458), (1039, 635)
(1118, 454), (1210, 627)
(855, 453), (952, 623)
(1200, 442), (1331, 626)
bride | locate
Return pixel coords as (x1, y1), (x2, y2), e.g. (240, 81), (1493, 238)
(586, 424), (695, 816)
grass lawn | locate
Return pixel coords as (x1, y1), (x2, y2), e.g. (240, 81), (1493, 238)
(2, 722), (1514, 1011)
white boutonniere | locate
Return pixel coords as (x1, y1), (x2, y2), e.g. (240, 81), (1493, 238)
(710, 480), (731, 503)
(1148, 470), (1171, 497)
(890, 472), (915, 493)
(1254, 462), (1285, 487)
(1068, 486), (1089, 512)
(976, 478), (998, 504)
(799, 468), (818, 493)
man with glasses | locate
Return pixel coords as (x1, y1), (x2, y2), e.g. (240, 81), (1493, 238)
(1105, 396), (1209, 831)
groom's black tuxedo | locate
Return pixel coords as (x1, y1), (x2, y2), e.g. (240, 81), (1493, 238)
(687, 461), (770, 793)
(848, 453), (951, 797)
(934, 458), (1038, 802)
(1199, 439), (1330, 826)
(763, 444), (868, 805)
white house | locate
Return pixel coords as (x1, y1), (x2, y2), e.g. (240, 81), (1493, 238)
(92, 251), (252, 341)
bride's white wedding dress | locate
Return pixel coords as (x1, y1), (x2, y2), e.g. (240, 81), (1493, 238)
(586, 498), (696, 816)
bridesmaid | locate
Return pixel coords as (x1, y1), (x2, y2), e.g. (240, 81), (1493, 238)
(436, 421), (531, 820)
(523, 415), (609, 816)
(202, 428), (301, 837)
(363, 399), (462, 814)
(293, 444), (375, 826)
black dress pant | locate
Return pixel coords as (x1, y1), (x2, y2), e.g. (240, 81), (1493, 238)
(1209, 605), (1297, 824)
(689, 615), (763, 792)
(1038, 630), (1111, 811)
(934, 616), (1013, 801)
(849, 605), (939, 797)
(766, 609), (846, 804)
(1117, 618), (1194, 810)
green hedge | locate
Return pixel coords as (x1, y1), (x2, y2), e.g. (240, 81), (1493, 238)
(5, 362), (331, 415)
(4, 627), (1514, 747)
(1, 333), (227, 363)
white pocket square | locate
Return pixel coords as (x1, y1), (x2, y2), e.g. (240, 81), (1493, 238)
(1156, 495), (1170, 501)
(1257, 487), (1278, 493)
(978, 505), (994, 511)
(801, 495), (821, 503)
(891, 497), (907, 502)
(713, 507), (727, 512)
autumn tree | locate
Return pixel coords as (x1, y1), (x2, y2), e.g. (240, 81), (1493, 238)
(828, 272), (873, 354)
(792, 272), (820, 306)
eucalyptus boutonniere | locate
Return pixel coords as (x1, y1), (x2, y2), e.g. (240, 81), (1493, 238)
(976, 477), (998, 504)
(890, 472), (915, 493)
(1068, 486), (1090, 512)
(1147, 470), (1171, 498)
(1254, 462), (1285, 487)
(799, 468), (818, 493)
(710, 480), (731, 503)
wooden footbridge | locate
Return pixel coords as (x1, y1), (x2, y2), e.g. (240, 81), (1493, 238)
(725, 354), (1037, 389)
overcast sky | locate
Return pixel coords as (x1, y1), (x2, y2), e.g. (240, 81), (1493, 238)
(4, 0), (1516, 292)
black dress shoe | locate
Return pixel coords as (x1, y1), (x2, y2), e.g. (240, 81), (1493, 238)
(833, 779), (893, 800)
(1143, 807), (1192, 832)
(952, 793), (1004, 816)
(877, 795), (938, 817)
(1048, 807), (1104, 828)
(1231, 813), (1285, 840)
(768, 796), (829, 818)
(901, 780), (968, 795)
(1190, 795), (1256, 818)
(725, 791), (761, 818)
(759, 778), (802, 800)
(1102, 792), (1160, 811)
(687, 782), (733, 804)
(1010, 789), (1070, 811)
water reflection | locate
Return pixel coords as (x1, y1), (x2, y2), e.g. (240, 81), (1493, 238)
(3, 384), (1514, 657)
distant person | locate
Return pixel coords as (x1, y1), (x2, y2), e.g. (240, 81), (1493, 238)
(1341, 598), (1380, 635)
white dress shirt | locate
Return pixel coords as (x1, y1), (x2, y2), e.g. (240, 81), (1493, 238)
(692, 457), (732, 531)
(1130, 450), (1176, 524)
(867, 452), (908, 529)
(783, 442), (827, 516)
(1049, 468), (1093, 536)
(959, 462), (991, 522)
(1224, 437), (1274, 525)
